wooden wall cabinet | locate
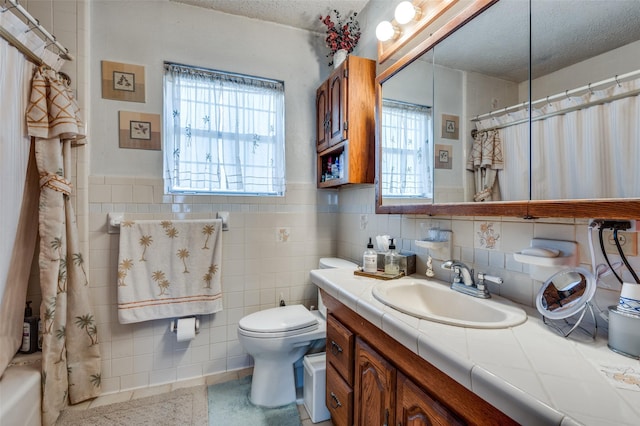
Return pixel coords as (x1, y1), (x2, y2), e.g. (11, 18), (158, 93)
(323, 290), (518, 426)
(316, 56), (376, 188)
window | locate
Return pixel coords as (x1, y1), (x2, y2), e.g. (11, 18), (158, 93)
(380, 100), (432, 198)
(163, 62), (285, 195)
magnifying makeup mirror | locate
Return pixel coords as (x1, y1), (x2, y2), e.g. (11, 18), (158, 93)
(536, 267), (597, 339)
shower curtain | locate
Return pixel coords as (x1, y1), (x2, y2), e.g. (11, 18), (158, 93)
(531, 78), (640, 200)
(0, 37), (37, 378)
(473, 74), (640, 202)
(26, 66), (101, 426)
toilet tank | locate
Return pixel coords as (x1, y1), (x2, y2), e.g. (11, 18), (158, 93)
(317, 258), (357, 317)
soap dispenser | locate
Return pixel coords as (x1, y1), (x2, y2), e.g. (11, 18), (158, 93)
(384, 238), (401, 275)
(20, 301), (38, 354)
(363, 237), (377, 273)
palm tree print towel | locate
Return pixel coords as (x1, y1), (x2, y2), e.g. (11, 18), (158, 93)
(117, 219), (223, 323)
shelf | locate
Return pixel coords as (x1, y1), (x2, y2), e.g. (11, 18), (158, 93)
(415, 239), (449, 250)
(514, 238), (578, 281)
(414, 230), (452, 260)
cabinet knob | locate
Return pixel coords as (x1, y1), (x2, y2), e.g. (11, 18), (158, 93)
(330, 340), (343, 355)
(329, 391), (342, 409)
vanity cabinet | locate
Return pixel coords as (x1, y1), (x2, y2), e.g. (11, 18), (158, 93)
(322, 290), (518, 426)
(315, 55), (376, 188)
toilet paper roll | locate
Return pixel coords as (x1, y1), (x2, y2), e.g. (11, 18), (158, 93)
(176, 317), (196, 342)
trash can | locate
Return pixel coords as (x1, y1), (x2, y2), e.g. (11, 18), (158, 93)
(303, 352), (331, 423)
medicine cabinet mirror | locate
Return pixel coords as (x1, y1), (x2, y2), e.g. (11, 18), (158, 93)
(375, 0), (640, 218)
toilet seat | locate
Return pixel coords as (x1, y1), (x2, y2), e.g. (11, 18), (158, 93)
(238, 305), (319, 338)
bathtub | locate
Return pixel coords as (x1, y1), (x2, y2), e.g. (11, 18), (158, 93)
(0, 356), (41, 426)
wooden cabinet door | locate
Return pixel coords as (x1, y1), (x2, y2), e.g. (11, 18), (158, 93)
(316, 82), (329, 152)
(326, 362), (353, 426)
(328, 64), (347, 146)
(396, 372), (465, 426)
(354, 337), (396, 426)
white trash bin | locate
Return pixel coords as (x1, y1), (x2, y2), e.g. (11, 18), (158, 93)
(303, 352), (331, 423)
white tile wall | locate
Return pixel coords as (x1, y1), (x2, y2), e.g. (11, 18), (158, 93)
(87, 177), (334, 393)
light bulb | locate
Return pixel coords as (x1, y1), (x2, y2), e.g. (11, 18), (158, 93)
(395, 1), (420, 25)
(376, 21), (397, 42)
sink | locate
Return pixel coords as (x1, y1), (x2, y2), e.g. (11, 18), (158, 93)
(372, 279), (527, 329)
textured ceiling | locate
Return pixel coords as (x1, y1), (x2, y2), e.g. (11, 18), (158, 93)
(438, 0), (640, 82)
(169, 0), (640, 83)
(170, 0), (369, 32)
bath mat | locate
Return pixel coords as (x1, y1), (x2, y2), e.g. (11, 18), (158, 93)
(207, 375), (301, 426)
(56, 385), (208, 426)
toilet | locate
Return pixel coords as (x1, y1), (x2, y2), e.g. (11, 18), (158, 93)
(237, 257), (357, 407)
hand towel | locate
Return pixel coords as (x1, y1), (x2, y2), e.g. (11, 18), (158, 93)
(117, 219), (223, 324)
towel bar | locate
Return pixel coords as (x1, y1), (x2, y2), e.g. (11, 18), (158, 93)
(107, 211), (229, 234)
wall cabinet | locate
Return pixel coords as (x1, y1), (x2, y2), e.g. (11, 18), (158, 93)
(322, 290), (518, 426)
(315, 56), (376, 188)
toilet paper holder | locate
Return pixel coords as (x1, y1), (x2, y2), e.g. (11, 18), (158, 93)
(170, 316), (200, 335)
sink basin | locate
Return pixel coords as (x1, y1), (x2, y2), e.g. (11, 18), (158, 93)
(372, 279), (527, 329)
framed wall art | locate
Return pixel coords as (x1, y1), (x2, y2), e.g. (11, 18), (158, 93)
(102, 61), (145, 102)
(118, 111), (160, 150)
(441, 114), (459, 140)
(435, 144), (452, 169)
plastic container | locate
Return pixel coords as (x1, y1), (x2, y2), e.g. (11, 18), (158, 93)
(608, 306), (640, 359)
(303, 352), (331, 423)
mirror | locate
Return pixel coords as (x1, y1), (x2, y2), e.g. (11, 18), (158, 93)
(536, 267), (597, 339)
(376, 0), (640, 218)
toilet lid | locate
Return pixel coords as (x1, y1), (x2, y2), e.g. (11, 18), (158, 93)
(239, 305), (318, 334)
(319, 258), (358, 269)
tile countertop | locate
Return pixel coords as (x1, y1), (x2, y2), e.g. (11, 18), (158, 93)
(310, 268), (640, 426)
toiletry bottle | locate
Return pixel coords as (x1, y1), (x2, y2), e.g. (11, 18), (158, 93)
(384, 238), (401, 275)
(20, 301), (38, 354)
(363, 237), (378, 273)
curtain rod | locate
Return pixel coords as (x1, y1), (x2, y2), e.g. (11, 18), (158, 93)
(471, 69), (640, 123)
(0, 0), (73, 64)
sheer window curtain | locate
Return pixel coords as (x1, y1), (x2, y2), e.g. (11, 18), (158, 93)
(381, 100), (432, 198)
(164, 63), (285, 195)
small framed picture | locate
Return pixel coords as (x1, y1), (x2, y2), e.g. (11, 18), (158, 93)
(441, 114), (459, 140)
(113, 71), (136, 92)
(119, 111), (160, 150)
(130, 121), (151, 140)
(102, 61), (145, 102)
(435, 144), (452, 169)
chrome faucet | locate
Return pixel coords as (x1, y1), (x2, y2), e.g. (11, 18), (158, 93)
(441, 260), (502, 299)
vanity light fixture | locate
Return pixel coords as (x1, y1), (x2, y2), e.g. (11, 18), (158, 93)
(375, 20), (400, 42)
(395, 1), (422, 25)
(376, 0), (459, 64)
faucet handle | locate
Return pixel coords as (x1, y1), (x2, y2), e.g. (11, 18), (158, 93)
(477, 272), (503, 286)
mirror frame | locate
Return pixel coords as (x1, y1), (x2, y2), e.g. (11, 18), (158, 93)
(375, 0), (640, 219)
